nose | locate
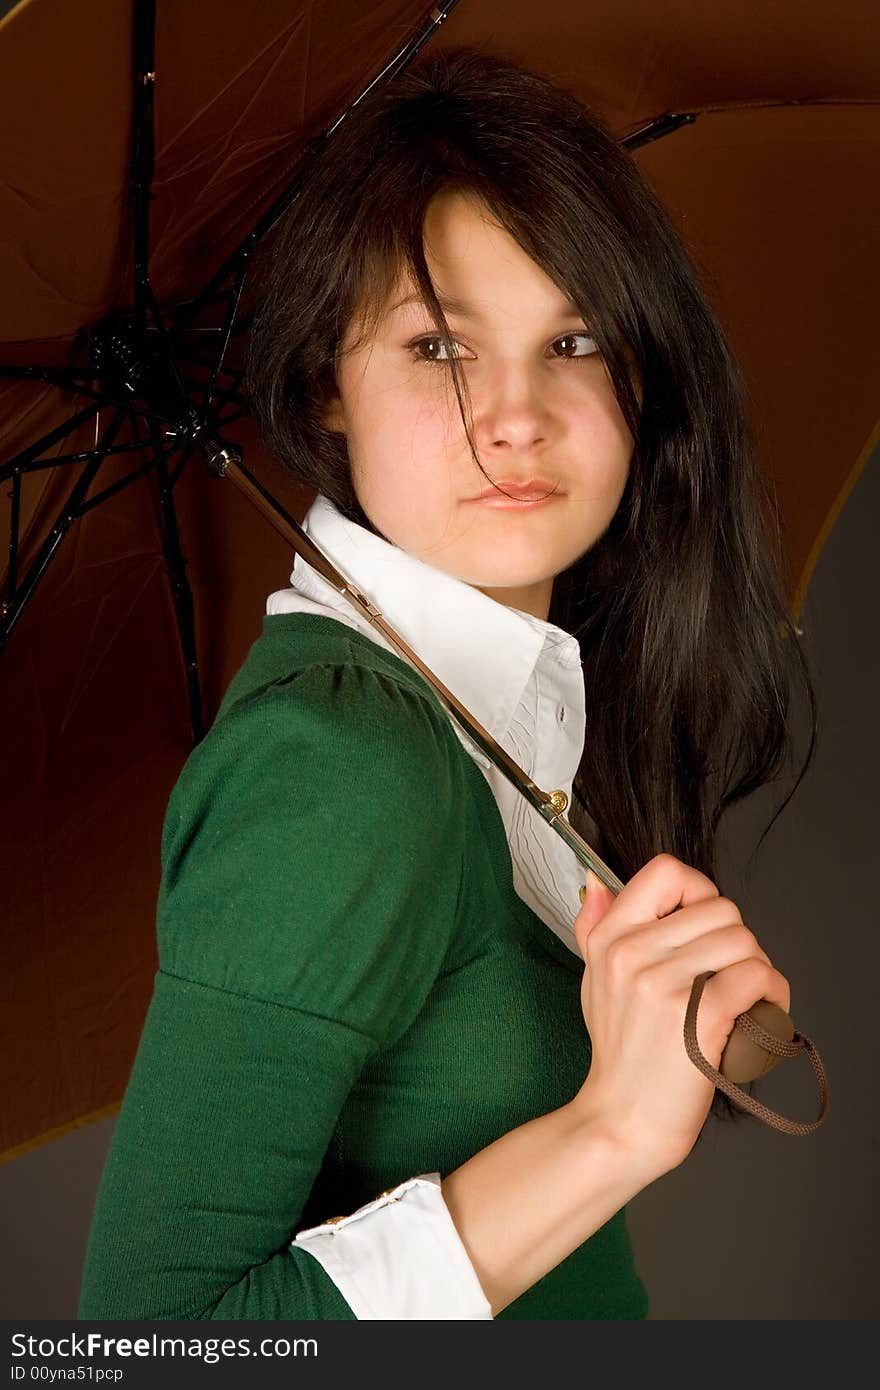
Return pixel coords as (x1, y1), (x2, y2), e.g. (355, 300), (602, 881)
(471, 358), (556, 453)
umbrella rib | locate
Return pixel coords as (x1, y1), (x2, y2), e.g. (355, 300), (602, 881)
(0, 408), (128, 652)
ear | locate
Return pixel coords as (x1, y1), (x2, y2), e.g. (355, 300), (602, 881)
(321, 387), (346, 434)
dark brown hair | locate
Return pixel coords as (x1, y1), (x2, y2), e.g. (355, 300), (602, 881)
(246, 46), (818, 1127)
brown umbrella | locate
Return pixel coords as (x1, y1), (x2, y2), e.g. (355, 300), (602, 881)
(0, 0), (875, 1160)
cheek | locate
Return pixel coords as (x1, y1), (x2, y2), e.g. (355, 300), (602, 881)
(349, 439), (453, 547)
(351, 393), (457, 496)
(577, 386), (634, 477)
(354, 379), (452, 453)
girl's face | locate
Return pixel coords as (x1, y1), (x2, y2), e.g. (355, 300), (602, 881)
(323, 190), (634, 620)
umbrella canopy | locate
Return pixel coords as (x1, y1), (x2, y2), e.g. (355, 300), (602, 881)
(1, 0), (877, 1159)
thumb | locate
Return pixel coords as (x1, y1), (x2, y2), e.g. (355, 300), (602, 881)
(573, 868), (616, 959)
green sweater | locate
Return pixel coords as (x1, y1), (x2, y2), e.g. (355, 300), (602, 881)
(78, 613), (649, 1321)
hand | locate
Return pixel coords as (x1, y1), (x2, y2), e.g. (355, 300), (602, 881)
(571, 853), (791, 1173)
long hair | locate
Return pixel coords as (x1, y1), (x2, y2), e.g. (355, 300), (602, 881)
(246, 46), (818, 1126)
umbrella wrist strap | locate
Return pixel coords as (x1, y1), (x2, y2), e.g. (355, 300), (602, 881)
(685, 972), (829, 1135)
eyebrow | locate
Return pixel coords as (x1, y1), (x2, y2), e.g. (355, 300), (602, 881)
(389, 291), (586, 319)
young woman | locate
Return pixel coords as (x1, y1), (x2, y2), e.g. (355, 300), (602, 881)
(77, 47), (815, 1321)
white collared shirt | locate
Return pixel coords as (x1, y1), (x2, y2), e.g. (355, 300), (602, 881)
(268, 493), (592, 1318)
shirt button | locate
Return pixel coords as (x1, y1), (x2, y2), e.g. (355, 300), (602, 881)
(578, 884), (587, 904)
(557, 705), (566, 724)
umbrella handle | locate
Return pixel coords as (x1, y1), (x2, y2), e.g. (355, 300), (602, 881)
(688, 972), (829, 1135)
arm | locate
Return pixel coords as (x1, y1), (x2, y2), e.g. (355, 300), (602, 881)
(78, 662), (474, 1320)
(78, 970), (364, 1319)
(440, 1090), (664, 1318)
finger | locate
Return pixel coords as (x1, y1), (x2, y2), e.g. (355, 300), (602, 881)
(590, 898), (749, 963)
(572, 870), (616, 958)
(665, 921), (772, 972)
(689, 959), (792, 1065)
(614, 853), (720, 924)
(598, 923), (767, 995)
(712, 958), (791, 1016)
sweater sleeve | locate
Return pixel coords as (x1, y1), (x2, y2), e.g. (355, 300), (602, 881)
(77, 661), (478, 1320)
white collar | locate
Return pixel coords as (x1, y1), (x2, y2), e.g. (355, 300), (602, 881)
(266, 493), (583, 745)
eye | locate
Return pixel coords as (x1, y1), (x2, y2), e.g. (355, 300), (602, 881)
(551, 332), (599, 359)
(406, 335), (471, 365)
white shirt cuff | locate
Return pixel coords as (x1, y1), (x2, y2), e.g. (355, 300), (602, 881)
(291, 1172), (493, 1319)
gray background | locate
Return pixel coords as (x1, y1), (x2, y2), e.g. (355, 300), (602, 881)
(2, 446), (877, 1320)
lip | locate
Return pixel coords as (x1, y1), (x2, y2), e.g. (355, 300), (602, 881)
(468, 478), (562, 508)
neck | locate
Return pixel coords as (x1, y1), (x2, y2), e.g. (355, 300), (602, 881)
(473, 576), (554, 622)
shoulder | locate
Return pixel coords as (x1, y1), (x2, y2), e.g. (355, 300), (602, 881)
(219, 612), (451, 737)
(162, 613), (467, 864)
(215, 611), (459, 774)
